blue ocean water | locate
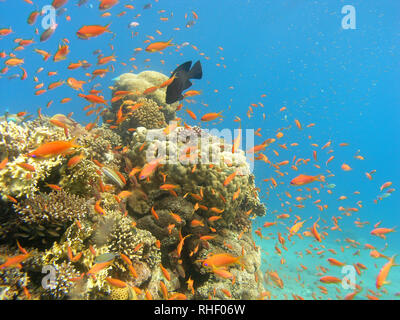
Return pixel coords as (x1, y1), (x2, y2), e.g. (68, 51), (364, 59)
(0, 0), (399, 299)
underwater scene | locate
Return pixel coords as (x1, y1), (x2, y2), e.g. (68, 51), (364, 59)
(0, 0), (399, 301)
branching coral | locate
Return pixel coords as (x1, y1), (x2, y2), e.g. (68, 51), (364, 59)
(58, 159), (100, 197)
(40, 261), (80, 299)
(105, 212), (160, 267)
(13, 190), (92, 241)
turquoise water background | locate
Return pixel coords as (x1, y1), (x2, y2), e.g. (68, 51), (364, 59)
(0, 0), (399, 299)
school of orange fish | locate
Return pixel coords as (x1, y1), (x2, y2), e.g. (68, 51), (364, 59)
(0, 0), (398, 300)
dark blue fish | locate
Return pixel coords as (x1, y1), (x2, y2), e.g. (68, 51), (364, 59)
(166, 60), (202, 104)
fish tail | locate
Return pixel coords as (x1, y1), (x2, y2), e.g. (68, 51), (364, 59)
(69, 136), (84, 148)
(105, 23), (112, 31)
(188, 60), (202, 79)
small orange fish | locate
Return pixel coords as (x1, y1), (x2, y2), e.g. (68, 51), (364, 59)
(53, 44), (69, 62)
(201, 111), (223, 122)
(26, 139), (82, 159)
(190, 219), (205, 227)
(45, 183), (62, 191)
(160, 263), (171, 281)
(159, 75), (176, 88)
(376, 255), (398, 289)
(0, 253), (31, 269)
(94, 200), (105, 215)
(77, 24), (111, 39)
(139, 158), (162, 180)
(106, 277), (127, 288)
(341, 163), (352, 171)
(223, 170), (238, 186)
(319, 276), (342, 284)
(290, 174), (324, 186)
(87, 260), (113, 276)
(151, 206), (159, 220)
(145, 39), (173, 52)
(78, 93), (108, 105)
(0, 157), (8, 170)
(99, 0), (119, 10)
(202, 253), (242, 269)
(16, 162), (35, 172)
(67, 154), (85, 168)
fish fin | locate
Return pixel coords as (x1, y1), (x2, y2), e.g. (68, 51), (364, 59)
(189, 60), (202, 79)
(182, 79), (192, 91)
(172, 61), (192, 76)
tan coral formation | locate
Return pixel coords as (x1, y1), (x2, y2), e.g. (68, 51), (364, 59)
(102, 70), (180, 140)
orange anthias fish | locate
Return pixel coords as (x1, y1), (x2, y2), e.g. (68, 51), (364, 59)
(202, 253), (243, 269)
(78, 93), (108, 105)
(319, 276), (342, 284)
(67, 77), (86, 91)
(26, 139), (83, 159)
(106, 277), (127, 288)
(201, 111), (223, 122)
(99, 0), (119, 10)
(247, 139), (275, 154)
(139, 158), (162, 180)
(87, 260), (113, 276)
(327, 258), (346, 267)
(376, 255), (399, 289)
(159, 75), (176, 88)
(0, 253), (31, 269)
(53, 43), (69, 62)
(145, 39), (174, 52)
(77, 24), (111, 39)
(289, 220), (307, 235)
(370, 227), (396, 239)
(223, 170), (238, 186)
(290, 174), (325, 186)
(311, 217), (322, 242)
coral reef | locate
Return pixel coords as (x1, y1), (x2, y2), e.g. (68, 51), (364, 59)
(0, 70), (266, 300)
